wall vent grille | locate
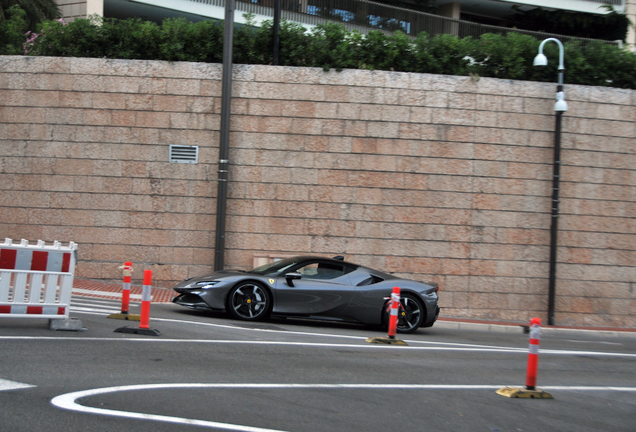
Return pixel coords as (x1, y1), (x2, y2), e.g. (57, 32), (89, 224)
(170, 145), (199, 164)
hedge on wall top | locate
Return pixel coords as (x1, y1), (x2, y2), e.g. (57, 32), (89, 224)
(2, 8), (635, 89)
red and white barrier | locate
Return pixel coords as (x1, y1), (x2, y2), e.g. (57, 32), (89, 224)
(0, 238), (77, 320)
(388, 287), (400, 339)
(526, 317), (542, 390)
(139, 270), (152, 330)
(115, 269), (160, 335)
(120, 262), (133, 315)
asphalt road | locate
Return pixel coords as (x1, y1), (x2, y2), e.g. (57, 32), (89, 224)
(1, 297), (635, 432)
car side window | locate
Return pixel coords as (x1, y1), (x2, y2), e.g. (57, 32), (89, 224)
(297, 262), (345, 280)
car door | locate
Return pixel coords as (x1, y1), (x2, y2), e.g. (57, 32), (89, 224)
(273, 260), (354, 316)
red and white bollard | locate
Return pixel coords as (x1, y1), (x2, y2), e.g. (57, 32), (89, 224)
(114, 268), (160, 336)
(365, 286), (407, 345)
(120, 261), (133, 315)
(139, 270), (152, 330)
(108, 261), (141, 321)
(526, 317), (542, 390)
(496, 317), (552, 398)
(387, 286), (400, 339)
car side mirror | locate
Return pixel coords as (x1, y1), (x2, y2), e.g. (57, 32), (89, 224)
(285, 272), (302, 287)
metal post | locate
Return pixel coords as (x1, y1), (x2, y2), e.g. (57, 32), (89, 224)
(547, 68), (565, 326)
(215, 0), (235, 271)
(273, 0), (281, 65)
(534, 38), (566, 326)
(548, 103), (563, 326)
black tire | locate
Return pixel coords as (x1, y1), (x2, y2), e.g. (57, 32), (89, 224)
(383, 293), (425, 334)
(227, 282), (271, 321)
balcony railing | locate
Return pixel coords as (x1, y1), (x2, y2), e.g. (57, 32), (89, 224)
(189, 0), (620, 45)
(570, 0), (623, 5)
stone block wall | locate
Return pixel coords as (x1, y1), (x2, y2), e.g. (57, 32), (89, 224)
(0, 56), (634, 327)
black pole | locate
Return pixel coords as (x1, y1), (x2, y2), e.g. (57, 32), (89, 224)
(273, 0), (281, 65)
(214, 0), (235, 271)
(547, 79), (564, 326)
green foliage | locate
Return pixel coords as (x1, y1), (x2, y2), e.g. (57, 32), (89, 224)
(233, 14), (272, 65)
(27, 16), (100, 57)
(467, 32), (541, 81)
(276, 20), (311, 67)
(413, 33), (472, 76)
(0, 5), (27, 55)
(360, 30), (413, 71)
(565, 40), (636, 88)
(102, 18), (163, 60)
(26, 16), (224, 61)
(307, 21), (360, 71)
(1, 11), (635, 89)
(158, 18), (223, 62)
(0, 0), (61, 31)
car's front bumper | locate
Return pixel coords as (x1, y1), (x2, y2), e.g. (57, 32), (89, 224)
(173, 293), (217, 311)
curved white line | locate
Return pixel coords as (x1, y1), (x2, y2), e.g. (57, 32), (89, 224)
(51, 384), (288, 432)
(52, 383), (636, 430)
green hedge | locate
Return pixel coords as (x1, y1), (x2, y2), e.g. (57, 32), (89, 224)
(2, 9), (636, 89)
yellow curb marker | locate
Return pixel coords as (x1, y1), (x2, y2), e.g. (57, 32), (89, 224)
(496, 387), (553, 399)
(365, 337), (408, 346)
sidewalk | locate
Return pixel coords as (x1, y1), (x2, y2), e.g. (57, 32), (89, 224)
(435, 317), (636, 338)
(72, 278), (636, 338)
(73, 278), (176, 303)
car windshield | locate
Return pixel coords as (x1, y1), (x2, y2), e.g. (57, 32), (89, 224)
(248, 258), (301, 276)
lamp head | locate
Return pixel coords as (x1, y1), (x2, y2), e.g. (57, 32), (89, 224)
(533, 53), (548, 67)
(555, 91), (568, 112)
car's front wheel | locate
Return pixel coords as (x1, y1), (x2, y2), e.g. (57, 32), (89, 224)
(227, 282), (271, 321)
(383, 293), (425, 334)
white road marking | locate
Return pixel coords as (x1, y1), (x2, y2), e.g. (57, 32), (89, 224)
(565, 340), (622, 345)
(2, 336), (635, 358)
(72, 299), (138, 307)
(51, 383), (636, 430)
(67, 310), (636, 356)
(70, 306), (122, 314)
(52, 384), (289, 432)
(72, 289), (149, 300)
(4, 309), (636, 358)
(0, 378), (35, 392)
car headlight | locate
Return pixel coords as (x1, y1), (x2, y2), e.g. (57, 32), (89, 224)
(188, 281), (220, 289)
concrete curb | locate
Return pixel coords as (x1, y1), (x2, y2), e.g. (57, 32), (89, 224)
(435, 320), (525, 334)
(49, 318), (86, 331)
(539, 326), (636, 339)
(435, 320), (636, 338)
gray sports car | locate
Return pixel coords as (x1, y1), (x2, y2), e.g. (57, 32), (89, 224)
(172, 255), (440, 333)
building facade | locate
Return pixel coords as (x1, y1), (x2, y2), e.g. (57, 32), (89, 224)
(56, 0), (636, 49)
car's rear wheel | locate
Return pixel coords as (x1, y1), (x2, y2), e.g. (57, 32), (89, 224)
(227, 282), (271, 321)
(383, 293), (425, 334)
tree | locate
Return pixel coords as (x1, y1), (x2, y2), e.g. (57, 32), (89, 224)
(0, 0), (61, 31)
(0, 5), (28, 54)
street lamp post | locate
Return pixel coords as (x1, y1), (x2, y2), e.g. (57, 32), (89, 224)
(215, 0), (235, 271)
(534, 38), (567, 326)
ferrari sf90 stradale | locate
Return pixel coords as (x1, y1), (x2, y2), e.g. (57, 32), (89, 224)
(172, 256), (440, 333)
